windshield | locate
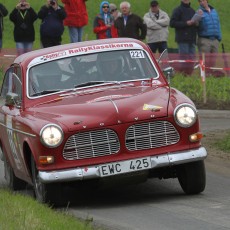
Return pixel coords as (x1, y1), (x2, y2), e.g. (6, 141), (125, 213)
(28, 50), (158, 97)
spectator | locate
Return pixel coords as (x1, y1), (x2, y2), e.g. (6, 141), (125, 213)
(9, 0), (37, 55)
(93, 1), (118, 39)
(61, 0), (88, 43)
(0, 3), (8, 51)
(197, 0), (222, 75)
(143, 0), (170, 54)
(109, 3), (121, 20)
(114, 1), (147, 40)
(38, 0), (66, 48)
(170, 0), (197, 75)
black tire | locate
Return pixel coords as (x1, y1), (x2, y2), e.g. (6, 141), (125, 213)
(177, 160), (206, 195)
(31, 156), (64, 206)
(2, 148), (27, 190)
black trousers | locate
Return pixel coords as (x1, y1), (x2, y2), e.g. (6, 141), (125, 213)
(41, 36), (62, 48)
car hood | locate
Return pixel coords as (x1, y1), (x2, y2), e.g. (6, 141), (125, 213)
(29, 86), (170, 131)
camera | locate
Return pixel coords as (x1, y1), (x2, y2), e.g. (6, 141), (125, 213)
(50, 0), (56, 5)
(21, 3), (25, 7)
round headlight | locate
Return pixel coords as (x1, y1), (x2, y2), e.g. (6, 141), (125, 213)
(40, 124), (63, 148)
(174, 104), (197, 127)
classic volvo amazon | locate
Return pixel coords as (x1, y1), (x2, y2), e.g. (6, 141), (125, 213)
(0, 38), (207, 204)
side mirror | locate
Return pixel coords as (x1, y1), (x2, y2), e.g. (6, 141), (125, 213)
(163, 67), (174, 77)
(163, 67), (175, 83)
(5, 92), (20, 107)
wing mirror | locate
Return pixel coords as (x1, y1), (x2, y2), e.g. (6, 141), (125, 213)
(5, 92), (21, 108)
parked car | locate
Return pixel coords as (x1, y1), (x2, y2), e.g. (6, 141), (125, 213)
(0, 38), (207, 205)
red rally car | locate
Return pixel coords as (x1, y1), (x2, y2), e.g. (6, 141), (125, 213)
(0, 38), (207, 205)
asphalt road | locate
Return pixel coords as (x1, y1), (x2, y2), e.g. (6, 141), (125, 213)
(0, 110), (230, 230)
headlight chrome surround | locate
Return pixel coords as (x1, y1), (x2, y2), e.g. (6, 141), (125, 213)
(174, 104), (197, 128)
(40, 124), (64, 148)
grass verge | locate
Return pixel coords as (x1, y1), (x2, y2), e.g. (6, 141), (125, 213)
(214, 131), (230, 153)
(0, 188), (95, 230)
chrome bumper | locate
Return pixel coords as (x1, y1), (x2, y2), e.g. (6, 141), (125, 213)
(39, 147), (207, 183)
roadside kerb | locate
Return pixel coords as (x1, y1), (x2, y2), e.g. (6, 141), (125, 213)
(198, 110), (230, 119)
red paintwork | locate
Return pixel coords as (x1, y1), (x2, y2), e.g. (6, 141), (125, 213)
(0, 38), (201, 184)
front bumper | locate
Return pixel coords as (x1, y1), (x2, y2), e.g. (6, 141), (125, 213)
(39, 147), (207, 183)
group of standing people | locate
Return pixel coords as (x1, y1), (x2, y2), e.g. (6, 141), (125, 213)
(0, 0), (222, 73)
(170, 0), (222, 75)
(0, 0), (88, 55)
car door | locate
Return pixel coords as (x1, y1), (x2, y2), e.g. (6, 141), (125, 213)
(0, 66), (25, 173)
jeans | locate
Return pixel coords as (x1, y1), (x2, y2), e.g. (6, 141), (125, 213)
(178, 42), (196, 55)
(68, 27), (83, 43)
(0, 39), (2, 49)
(177, 42), (196, 75)
(16, 42), (33, 55)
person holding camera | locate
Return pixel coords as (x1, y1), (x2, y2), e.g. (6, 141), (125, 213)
(0, 3), (8, 51)
(9, 0), (37, 55)
(38, 0), (66, 48)
(93, 1), (118, 39)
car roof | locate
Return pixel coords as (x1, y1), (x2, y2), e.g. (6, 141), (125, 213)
(13, 38), (149, 66)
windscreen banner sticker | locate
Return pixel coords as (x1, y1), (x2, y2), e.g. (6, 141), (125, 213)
(29, 43), (143, 65)
(130, 50), (145, 58)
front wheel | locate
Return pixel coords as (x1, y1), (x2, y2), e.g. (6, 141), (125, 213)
(177, 160), (206, 195)
(31, 157), (64, 206)
(1, 146), (26, 190)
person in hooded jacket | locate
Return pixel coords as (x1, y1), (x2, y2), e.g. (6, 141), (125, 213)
(61, 0), (88, 42)
(10, 0), (37, 55)
(93, 1), (118, 39)
(0, 3), (8, 51)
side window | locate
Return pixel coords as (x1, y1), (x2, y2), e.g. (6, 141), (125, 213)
(0, 67), (22, 100)
(0, 67), (14, 98)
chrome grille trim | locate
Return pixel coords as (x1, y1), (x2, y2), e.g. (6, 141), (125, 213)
(63, 129), (120, 160)
(126, 121), (180, 151)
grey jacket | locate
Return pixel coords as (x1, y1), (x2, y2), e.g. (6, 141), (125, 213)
(143, 9), (169, 43)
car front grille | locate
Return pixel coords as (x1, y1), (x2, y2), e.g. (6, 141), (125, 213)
(63, 129), (120, 160)
(125, 121), (180, 151)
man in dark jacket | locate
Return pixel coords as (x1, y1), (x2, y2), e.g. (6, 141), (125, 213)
(0, 3), (8, 51)
(38, 0), (66, 48)
(170, 0), (197, 75)
(10, 0), (37, 55)
(114, 1), (146, 40)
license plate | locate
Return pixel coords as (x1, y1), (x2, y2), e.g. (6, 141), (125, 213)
(99, 157), (151, 177)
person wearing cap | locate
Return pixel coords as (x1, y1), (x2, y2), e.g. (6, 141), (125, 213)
(93, 1), (118, 39)
(143, 0), (170, 54)
(109, 3), (121, 20)
(170, 0), (197, 75)
(114, 1), (147, 40)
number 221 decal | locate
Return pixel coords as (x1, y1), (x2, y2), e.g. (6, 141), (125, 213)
(130, 50), (145, 58)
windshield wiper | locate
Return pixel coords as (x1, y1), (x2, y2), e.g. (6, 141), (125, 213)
(32, 89), (61, 96)
(74, 81), (119, 88)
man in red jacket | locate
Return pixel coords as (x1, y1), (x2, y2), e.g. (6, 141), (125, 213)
(61, 0), (88, 42)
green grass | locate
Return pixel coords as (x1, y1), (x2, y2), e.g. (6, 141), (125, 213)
(0, 0), (229, 51)
(0, 189), (95, 230)
(170, 74), (230, 108)
(214, 131), (230, 153)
